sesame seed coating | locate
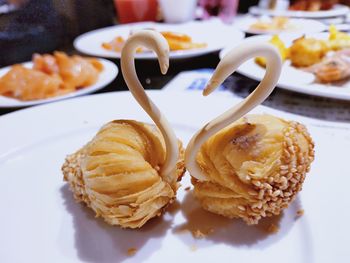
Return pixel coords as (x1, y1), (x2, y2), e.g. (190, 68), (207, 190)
(192, 114), (314, 225)
(62, 120), (185, 228)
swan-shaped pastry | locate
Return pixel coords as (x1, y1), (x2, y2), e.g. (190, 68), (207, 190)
(185, 42), (315, 225)
(62, 30), (185, 228)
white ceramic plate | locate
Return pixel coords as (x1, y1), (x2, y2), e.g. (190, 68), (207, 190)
(220, 33), (350, 100)
(0, 91), (349, 263)
(74, 21), (244, 60)
(234, 16), (326, 35)
(0, 59), (118, 108)
(249, 4), (349, 18)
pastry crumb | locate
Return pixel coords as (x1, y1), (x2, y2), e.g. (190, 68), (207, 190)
(192, 228), (214, 239)
(184, 186), (191, 191)
(127, 248), (137, 256)
(296, 209), (304, 217)
(266, 223), (279, 234)
(190, 245), (197, 251)
(193, 229), (205, 239)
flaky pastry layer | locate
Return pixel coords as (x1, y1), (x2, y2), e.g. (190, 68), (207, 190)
(192, 114), (314, 225)
(62, 120), (185, 228)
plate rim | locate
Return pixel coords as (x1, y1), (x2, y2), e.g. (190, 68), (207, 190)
(249, 4), (350, 18)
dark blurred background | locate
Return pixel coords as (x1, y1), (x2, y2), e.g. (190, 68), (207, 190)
(1, 0), (348, 67)
(0, 0), (262, 66)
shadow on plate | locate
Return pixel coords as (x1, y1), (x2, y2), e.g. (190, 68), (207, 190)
(172, 191), (303, 249)
(60, 185), (179, 263)
(61, 184), (312, 262)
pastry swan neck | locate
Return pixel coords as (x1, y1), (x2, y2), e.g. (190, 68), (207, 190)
(185, 42), (282, 181)
(121, 30), (179, 185)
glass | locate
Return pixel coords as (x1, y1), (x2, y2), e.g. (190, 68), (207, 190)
(159, 0), (197, 23)
(114, 0), (158, 24)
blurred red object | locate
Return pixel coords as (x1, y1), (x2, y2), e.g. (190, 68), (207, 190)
(340, 0), (350, 6)
(289, 0), (338, 11)
(114, 0), (158, 24)
(199, 0), (239, 23)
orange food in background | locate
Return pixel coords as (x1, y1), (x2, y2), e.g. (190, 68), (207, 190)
(54, 52), (102, 90)
(102, 36), (125, 51)
(0, 52), (104, 101)
(102, 31), (207, 52)
(161, 31), (207, 51)
(0, 65), (64, 101)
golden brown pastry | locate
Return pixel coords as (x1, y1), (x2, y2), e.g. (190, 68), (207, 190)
(62, 30), (185, 228)
(62, 120), (185, 228)
(289, 36), (328, 67)
(185, 41), (314, 225)
(192, 114), (314, 225)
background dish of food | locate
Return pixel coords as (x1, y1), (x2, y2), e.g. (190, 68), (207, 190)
(220, 32), (350, 100)
(249, 4), (349, 18)
(0, 91), (349, 263)
(73, 20), (244, 60)
(0, 59), (118, 108)
(234, 16), (326, 35)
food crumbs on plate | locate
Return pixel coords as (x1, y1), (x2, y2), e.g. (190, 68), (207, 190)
(193, 229), (205, 239)
(127, 248), (137, 256)
(184, 186), (191, 191)
(192, 228), (214, 239)
(296, 209), (304, 217)
(266, 223), (279, 234)
(190, 245), (197, 252)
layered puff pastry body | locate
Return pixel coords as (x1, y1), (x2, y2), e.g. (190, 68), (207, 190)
(62, 120), (185, 228)
(192, 114), (314, 225)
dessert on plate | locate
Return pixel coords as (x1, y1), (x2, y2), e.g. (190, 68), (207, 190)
(62, 30), (185, 228)
(185, 42), (315, 225)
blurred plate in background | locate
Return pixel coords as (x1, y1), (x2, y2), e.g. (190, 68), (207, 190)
(249, 4), (349, 18)
(234, 16), (326, 35)
(74, 20), (244, 60)
(220, 33), (350, 101)
(0, 59), (118, 108)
